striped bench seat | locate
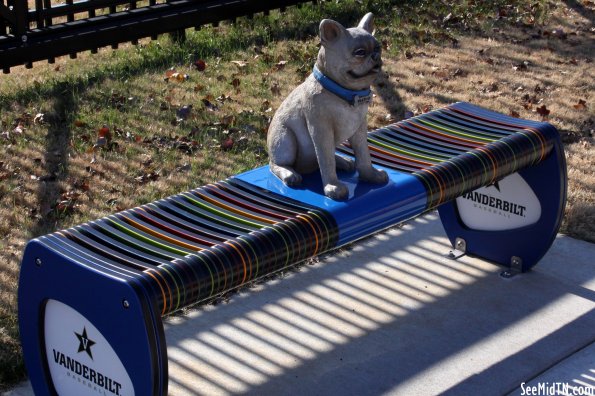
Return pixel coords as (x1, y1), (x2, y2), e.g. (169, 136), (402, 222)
(19, 102), (567, 396)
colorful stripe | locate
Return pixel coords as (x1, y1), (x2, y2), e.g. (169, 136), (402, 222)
(338, 103), (555, 209)
(47, 102), (557, 316)
(58, 179), (338, 315)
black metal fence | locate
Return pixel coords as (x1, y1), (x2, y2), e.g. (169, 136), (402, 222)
(0, 0), (314, 73)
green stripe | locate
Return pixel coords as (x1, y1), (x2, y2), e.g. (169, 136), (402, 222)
(264, 225), (290, 268)
(182, 193), (266, 229)
(416, 119), (496, 143)
(368, 137), (444, 162)
(157, 263), (184, 311)
(190, 253), (216, 298)
(445, 159), (467, 197)
(108, 218), (190, 256)
(420, 114), (509, 140)
(468, 151), (491, 186)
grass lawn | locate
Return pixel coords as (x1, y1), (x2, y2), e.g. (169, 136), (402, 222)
(1, 0), (593, 389)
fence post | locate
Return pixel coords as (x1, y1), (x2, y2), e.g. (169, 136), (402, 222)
(11, 0), (27, 38)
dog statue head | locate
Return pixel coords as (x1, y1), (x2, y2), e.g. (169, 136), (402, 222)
(316, 13), (382, 91)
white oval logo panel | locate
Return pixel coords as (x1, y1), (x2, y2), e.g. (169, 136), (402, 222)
(455, 173), (541, 231)
(44, 299), (135, 396)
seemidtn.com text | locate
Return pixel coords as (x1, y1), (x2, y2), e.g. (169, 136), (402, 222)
(520, 382), (594, 396)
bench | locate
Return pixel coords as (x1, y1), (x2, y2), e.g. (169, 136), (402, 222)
(18, 102), (567, 396)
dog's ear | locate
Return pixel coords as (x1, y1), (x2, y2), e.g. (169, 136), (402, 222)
(319, 19), (346, 45)
(357, 12), (375, 34)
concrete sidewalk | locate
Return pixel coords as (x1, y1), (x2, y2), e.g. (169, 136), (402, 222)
(5, 213), (594, 395)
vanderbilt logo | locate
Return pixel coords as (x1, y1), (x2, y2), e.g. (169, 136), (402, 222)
(461, 191), (527, 217)
(48, 327), (123, 395)
(75, 327), (96, 359)
(52, 348), (123, 396)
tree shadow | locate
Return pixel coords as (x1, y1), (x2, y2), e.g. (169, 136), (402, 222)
(563, 0), (594, 24)
(29, 82), (76, 238)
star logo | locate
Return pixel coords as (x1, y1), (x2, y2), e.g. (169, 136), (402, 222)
(489, 181), (501, 192)
(75, 327), (96, 360)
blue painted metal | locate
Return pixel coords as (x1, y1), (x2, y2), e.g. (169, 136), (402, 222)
(437, 104), (567, 271)
(234, 165), (428, 246)
(19, 237), (167, 396)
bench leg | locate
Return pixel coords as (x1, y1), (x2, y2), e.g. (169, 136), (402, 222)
(19, 239), (167, 396)
(438, 136), (567, 273)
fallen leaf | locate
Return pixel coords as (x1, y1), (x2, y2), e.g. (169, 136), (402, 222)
(231, 78), (241, 89)
(221, 137), (234, 150)
(201, 98), (219, 112)
(193, 59), (206, 71)
(165, 68), (176, 78)
(220, 115), (235, 126)
(33, 113), (45, 124)
(509, 110), (520, 118)
(167, 72), (189, 82)
(274, 60), (287, 71)
(261, 100), (271, 112)
(135, 172), (160, 184)
(231, 60), (248, 69)
(513, 61), (530, 71)
(216, 94), (232, 103)
(97, 125), (111, 142)
(271, 82), (281, 96)
(573, 99), (587, 110)
(13, 124), (25, 134)
(536, 105), (550, 118)
(73, 178), (90, 191)
(567, 57), (579, 65)
(451, 68), (465, 77)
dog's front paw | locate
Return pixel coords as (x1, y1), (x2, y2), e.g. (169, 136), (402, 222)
(270, 164), (303, 186)
(282, 172), (303, 186)
(359, 167), (388, 184)
(324, 182), (349, 201)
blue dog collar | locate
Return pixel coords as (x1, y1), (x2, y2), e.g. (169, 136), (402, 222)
(312, 65), (372, 106)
